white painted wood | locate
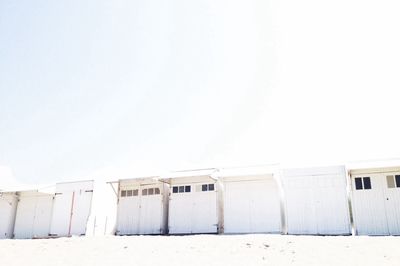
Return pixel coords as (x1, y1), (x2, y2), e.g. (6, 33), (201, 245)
(282, 166), (351, 235)
(50, 181), (93, 237)
(168, 182), (218, 234)
(13, 192), (53, 239)
(223, 178), (281, 234)
(0, 193), (17, 239)
(116, 180), (168, 235)
(351, 171), (400, 235)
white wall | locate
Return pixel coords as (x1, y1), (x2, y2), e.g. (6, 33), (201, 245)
(0, 193), (17, 239)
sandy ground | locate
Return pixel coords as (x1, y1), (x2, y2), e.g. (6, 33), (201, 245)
(0, 234), (399, 266)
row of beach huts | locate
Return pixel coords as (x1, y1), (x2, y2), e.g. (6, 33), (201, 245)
(1, 161), (400, 239)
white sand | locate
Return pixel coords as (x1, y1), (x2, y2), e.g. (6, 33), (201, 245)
(0, 235), (399, 266)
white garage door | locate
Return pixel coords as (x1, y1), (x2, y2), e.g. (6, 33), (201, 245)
(224, 179), (281, 234)
(14, 194), (53, 239)
(352, 173), (400, 235)
(117, 184), (165, 235)
(169, 183), (218, 234)
(283, 169), (351, 235)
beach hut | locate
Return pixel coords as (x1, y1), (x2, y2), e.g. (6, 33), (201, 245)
(348, 161), (400, 235)
(281, 165), (351, 235)
(13, 190), (54, 239)
(220, 165), (283, 234)
(49, 180), (94, 237)
(114, 177), (169, 235)
(164, 169), (222, 234)
(0, 192), (18, 239)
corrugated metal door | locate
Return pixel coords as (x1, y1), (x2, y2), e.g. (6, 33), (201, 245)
(224, 179), (281, 233)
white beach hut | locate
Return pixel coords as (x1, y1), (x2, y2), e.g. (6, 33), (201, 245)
(281, 165), (351, 235)
(348, 161), (400, 235)
(114, 177), (169, 235)
(49, 180), (94, 237)
(13, 190), (54, 239)
(165, 169), (222, 234)
(220, 165), (283, 234)
(0, 192), (18, 239)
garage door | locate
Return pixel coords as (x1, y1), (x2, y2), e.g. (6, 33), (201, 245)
(117, 184), (165, 235)
(283, 172), (351, 235)
(169, 183), (218, 234)
(14, 194), (53, 239)
(224, 179), (281, 234)
(352, 173), (400, 235)
(50, 182), (94, 237)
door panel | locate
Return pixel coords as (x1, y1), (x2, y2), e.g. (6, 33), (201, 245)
(169, 193), (193, 234)
(224, 179), (281, 233)
(50, 193), (73, 236)
(70, 190), (93, 236)
(383, 174), (400, 235)
(192, 191), (217, 233)
(13, 197), (36, 239)
(139, 187), (163, 234)
(314, 175), (350, 235)
(32, 196), (53, 238)
(352, 174), (389, 235)
(118, 197), (140, 235)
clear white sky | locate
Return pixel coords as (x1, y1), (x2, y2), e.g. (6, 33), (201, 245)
(1, 0), (400, 185)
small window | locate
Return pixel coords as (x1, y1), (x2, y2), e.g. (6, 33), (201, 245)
(387, 175), (395, 188)
(179, 186), (185, 193)
(202, 184), (208, 191)
(185, 186), (191, 192)
(127, 190), (133, 197)
(172, 186), (178, 193)
(396, 175), (400, 188)
(155, 188), (160, 194)
(121, 190), (127, 197)
(355, 178), (363, 190)
(208, 184), (215, 191)
(133, 189), (138, 196)
(363, 177), (371, 189)
(142, 189), (148, 196)
(148, 188), (154, 195)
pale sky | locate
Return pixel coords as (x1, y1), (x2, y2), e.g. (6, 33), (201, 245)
(1, 0), (400, 185)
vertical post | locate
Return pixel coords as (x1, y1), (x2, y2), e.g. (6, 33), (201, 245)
(68, 191), (75, 237)
(104, 216), (108, 235)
